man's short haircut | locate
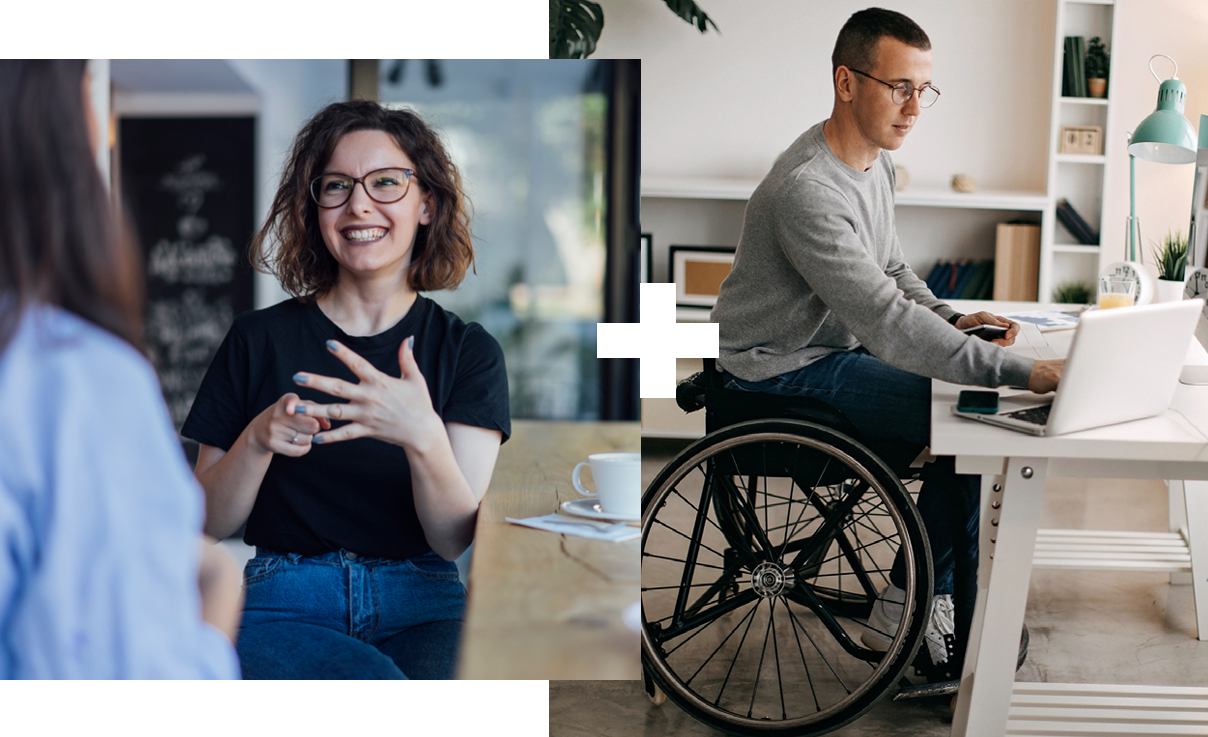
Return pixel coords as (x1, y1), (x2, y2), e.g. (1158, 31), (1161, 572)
(832, 7), (931, 75)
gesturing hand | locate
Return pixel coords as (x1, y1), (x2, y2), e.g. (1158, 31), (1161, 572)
(290, 336), (445, 452)
(249, 392), (332, 457)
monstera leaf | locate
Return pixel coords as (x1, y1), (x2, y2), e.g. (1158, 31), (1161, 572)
(549, 0), (717, 59)
(550, 0), (605, 59)
(661, 0), (719, 33)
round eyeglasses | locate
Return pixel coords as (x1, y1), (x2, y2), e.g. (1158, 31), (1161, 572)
(849, 68), (940, 108)
(309, 168), (416, 208)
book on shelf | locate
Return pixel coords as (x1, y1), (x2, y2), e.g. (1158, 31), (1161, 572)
(926, 261), (952, 294)
(1055, 198), (1099, 245)
(959, 261), (995, 300)
(1075, 36), (1087, 98)
(1063, 37), (1074, 97)
(950, 259), (977, 299)
(993, 222), (1040, 301)
(924, 259), (994, 300)
(1062, 36), (1088, 97)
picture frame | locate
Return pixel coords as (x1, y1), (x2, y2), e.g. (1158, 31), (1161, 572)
(640, 232), (652, 283)
(669, 245), (736, 308)
(1059, 125), (1103, 156)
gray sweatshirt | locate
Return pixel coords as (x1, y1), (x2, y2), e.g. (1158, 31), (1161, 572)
(712, 121), (1034, 389)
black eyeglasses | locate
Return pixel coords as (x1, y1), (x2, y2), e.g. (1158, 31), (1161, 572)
(849, 69), (940, 108)
(309, 168), (417, 208)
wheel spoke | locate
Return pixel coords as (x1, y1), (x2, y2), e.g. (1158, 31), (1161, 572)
(657, 588), (760, 642)
(641, 552), (726, 571)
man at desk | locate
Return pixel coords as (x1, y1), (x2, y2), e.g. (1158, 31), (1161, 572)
(711, 7), (1064, 680)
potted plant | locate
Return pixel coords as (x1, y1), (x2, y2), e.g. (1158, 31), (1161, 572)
(550, 0), (718, 58)
(1085, 37), (1109, 98)
(1151, 229), (1188, 302)
(1052, 281), (1093, 305)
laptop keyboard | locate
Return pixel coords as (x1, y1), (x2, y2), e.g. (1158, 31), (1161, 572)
(1004, 405), (1051, 426)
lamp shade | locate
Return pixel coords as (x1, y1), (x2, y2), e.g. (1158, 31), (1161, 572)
(1128, 78), (1197, 164)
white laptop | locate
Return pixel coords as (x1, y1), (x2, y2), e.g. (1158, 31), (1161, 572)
(952, 299), (1203, 436)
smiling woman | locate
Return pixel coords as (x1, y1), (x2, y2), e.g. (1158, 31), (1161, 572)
(180, 100), (511, 680)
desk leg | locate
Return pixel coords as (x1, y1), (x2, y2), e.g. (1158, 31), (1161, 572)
(1184, 480), (1208, 641)
(951, 458), (1047, 737)
(1170, 480), (1192, 586)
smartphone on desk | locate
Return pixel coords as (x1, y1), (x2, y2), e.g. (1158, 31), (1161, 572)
(956, 390), (1000, 414)
(962, 324), (1009, 340)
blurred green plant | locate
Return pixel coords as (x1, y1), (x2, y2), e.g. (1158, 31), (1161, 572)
(1085, 36), (1109, 80)
(550, 0), (718, 59)
(1150, 229), (1188, 281)
(1052, 281), (1094, 304)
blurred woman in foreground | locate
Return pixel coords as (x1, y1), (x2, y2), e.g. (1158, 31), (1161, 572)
(0, 59), (241, 678)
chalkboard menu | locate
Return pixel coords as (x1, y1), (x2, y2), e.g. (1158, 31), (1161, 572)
(119, 117), (255, 464)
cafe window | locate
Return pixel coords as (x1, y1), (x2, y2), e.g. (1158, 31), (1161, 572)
(377, 60), (610, 421)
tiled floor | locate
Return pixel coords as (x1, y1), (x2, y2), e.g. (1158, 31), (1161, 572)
(549, 440), (1208, 737)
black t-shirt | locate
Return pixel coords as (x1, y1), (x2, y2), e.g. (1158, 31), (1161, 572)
(181, 296), (510, 560)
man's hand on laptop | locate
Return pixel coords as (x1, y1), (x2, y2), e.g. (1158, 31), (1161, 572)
(1027, 359), (1064, 394)
(955, 312), (1019, 346)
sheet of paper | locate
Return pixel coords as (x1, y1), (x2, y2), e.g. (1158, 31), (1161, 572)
(1000, 309), (1083, 332)
(505, 514), (640, 542)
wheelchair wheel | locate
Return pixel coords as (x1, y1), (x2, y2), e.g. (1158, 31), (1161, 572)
(642, 419), (933, 737)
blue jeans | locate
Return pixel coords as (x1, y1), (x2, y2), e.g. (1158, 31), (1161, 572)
(236, 548), (466, 679)
(722, 348), (979, 599)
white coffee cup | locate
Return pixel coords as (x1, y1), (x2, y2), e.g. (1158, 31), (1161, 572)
(572, 452), (641, 517)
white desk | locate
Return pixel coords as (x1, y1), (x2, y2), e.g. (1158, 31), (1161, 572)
(931, 318), (1208, 735)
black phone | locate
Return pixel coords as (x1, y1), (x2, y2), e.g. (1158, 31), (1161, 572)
(956, 390), (999, 414)
(962, 324), (1009, 340)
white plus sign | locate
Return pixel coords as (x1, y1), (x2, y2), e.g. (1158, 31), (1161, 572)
(597, 283), (719, 398)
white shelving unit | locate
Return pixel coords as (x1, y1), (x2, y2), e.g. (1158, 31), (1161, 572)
(643, 175), (1048, 212)
(1042, 0), (1121, 300)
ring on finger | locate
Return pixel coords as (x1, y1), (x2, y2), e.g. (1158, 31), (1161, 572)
(290, 433), (300, 444)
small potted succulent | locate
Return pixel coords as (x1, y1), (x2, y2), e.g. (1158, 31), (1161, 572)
(1085, 37), (1109, 98)
(1151, 229), (1188, 302)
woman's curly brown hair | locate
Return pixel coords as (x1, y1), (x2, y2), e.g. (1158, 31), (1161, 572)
(250, 100), (474, 300)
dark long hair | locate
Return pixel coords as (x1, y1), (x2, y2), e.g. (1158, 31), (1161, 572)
(0, 60), (144, 355)
(250, 100), (475, 300)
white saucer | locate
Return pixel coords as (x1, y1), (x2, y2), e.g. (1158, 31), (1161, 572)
(561, 498), (639, 522)
(622, 601), (640, 633)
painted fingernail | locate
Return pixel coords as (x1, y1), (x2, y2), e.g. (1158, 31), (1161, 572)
(313, 435), (325, 444)
(326, 340), (339, 352)
(293, 373), (307, 384)
(295, 405), (306, 414)
(407, 335), (415, 350)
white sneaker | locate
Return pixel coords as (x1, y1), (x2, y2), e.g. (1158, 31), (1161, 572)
(861, 584), (954, 666)
(923, 595), (955, 666)
(860, 584), (906, 651)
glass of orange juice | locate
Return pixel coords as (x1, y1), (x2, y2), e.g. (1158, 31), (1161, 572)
(1098, 276), (1136, 309)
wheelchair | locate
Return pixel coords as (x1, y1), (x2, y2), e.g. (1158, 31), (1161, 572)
(641, 359), (936, 737)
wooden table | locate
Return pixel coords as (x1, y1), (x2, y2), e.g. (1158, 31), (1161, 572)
(457, 420), (641, 680)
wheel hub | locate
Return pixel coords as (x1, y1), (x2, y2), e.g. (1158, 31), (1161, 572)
(751, 561), (795, 598)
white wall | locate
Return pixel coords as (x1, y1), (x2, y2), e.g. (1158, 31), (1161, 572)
(609, 0), (1055, 192)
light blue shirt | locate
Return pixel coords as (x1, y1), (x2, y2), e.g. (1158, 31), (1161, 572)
(0, 305), (239, 678)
